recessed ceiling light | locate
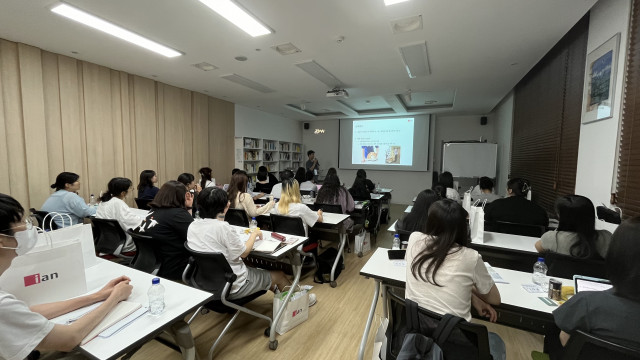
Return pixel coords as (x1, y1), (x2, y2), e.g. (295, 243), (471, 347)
(193, 62), (218, 71)
(198, 0), (272, 37)
(235, 55), (248, 61)
(390, 15), (423, 34)
(51, 3), (182, 58)
(399, 41), (430, 78)
(384, 0), (410, 6)
(220, 73), (275, 93)
(272, 42), (302, 55)
(295, 60), (343, 88)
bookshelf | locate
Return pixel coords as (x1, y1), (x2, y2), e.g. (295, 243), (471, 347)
(234, 137), (304, 180)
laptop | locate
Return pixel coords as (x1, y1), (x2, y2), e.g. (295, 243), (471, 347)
(573, 275), (613, 293)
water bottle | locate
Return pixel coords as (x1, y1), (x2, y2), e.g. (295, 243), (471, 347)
(532, 257), (548, 287)
(148, 277), (165, 315)
(194, 210), (201, 219)
(89, 194), (96, 206)
(250, 217), (258, 231)
(392, 234), (401, 250)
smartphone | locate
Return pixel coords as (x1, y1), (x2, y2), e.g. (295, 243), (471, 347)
(387, 249), (405, 260)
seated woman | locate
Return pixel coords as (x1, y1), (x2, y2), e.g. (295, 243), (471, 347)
(294, 167), (307, 185)
(178, 173), (202, 218)
(254, 166), (278, 194)
(326, 167), (338, 177)
(137, 170), (159, 200)
(550, 217), (640, 358)
(316, 174), (355, 214)
(41, 172), (96, 227)
(271, 179), (323, 236)
(95, 177), (143, 253)
(535, 195), (612, 259)
(228, 172), (274, 218)
(0, 193), (133, 360)
(439, 171), (460, 202)
(299, 170), (319, 194)
(483, 178), (548, 228)
(199, 167), (215, 188)
(136, 181), (194, 281)
(396, 189), (440, 232)
(349, 169), (374, 201)
(187, 187), (292, 298)
(405, 199), (505, 360)
(269, 169), (294, 200)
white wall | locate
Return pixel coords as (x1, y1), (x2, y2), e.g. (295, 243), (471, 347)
(490, 92), (514, 196)
(235, 105), (303, 143)
(302, 115), (495, 204)
(575, 0), (631, 206)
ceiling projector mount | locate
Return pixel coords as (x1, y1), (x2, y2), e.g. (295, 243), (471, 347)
(326, 87), (349, 98)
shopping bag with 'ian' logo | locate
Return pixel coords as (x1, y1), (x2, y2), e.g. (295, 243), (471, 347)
(0, 238), (87, 306)
(272, 286), (310, 335)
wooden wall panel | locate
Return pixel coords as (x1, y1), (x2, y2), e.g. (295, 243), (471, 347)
(0, 37), (235, 209)
(0, 40), (29, 207)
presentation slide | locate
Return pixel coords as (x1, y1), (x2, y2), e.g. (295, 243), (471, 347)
(338, 115), (430, 172)
(351, 118), (414, 166)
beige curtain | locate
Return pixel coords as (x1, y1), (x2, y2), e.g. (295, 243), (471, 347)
(0, 39), (234, 210)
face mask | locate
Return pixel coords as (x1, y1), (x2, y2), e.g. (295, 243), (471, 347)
(1, 227), (39, 256)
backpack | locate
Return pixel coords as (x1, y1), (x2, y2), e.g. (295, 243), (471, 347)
(314, 247), (343, 284)
(397, 299), (463, 360)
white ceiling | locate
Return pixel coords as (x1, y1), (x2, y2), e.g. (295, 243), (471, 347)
(0, 0), (597, 120)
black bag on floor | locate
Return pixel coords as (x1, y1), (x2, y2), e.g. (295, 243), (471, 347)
(314, 247), (343, 284)
(380, 208), (389, 224)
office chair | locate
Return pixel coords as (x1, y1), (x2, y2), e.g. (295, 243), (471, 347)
(545, 252), (607, 280)
(224, 208), (250, 227)
(30, 208), (59, 231)
(313, 203), (343, 214)
(562, 330), (640, 360)
(90, 218), (134, 262)
(134, 198), (151, 210)
(182, 243), (271, 358)
(270, 214), (315, 271)
(127, 230), (161, 275)
(386, 290), (493, 360)
(490, 220), (546, 237)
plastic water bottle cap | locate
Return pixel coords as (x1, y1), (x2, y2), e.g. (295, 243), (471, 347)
(152, 277), (160, 285)
(394, 234), (399, 238)
(537, 257), (545, 262)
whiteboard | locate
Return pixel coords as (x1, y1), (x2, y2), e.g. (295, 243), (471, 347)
(441, 142), (497, 178)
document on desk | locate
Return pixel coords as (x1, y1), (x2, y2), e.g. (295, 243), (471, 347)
(484, 263), (509, 284)
(253, 239), (282, 253)
(81, 301), (143, 345)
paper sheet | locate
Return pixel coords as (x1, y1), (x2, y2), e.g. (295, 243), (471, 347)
(484, 262), (509, 284)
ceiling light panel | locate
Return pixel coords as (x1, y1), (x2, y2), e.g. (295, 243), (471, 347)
(220, 74), (275, 93)
(295, 60), (342, 88)
(390, 15), (423, 34)
(193, 62), (218, 71)
(50, 3), (181, 58)
(272, 42), (302, 55)
(198, 0), (272, 37)
(384, 0), (410, 6)
(399, 41), (430, 78)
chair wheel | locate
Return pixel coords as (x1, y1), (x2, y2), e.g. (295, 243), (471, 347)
(330, 281), (337, 288)
(264, 327), (270, 337)
(269, 340), (278, 350)
(358, 252), (363, 258)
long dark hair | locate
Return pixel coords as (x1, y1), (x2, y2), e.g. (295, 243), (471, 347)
(177, 173), (195, 188)
(199, 167), (213, 189)
(316, 174), (347, 204)
(507, 178), (530, 197)
(401, 189), (441, 232)
(148, 181), (187, 209)
(411, 199), (469, 287)
(100, 177), (133, 202)
(51, 172), (79, 191)
(294, 167), (306, 184)
(137, 170), (156, 191)
(257, 166), (269, 182)
(197, 187), (228, 219)
(432, 183), (446, 198)
(555, 195), (598, 258)
(439, 172), (454, 189)
(227, 172), (248, 205)
(607, 217), (640, 302)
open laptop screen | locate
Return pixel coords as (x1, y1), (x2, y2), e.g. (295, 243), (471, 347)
(573, 275), (613, 293)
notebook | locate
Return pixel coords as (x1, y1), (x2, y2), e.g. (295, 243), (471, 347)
(573, 275), (612, 293)
(81, 301), (143, 345)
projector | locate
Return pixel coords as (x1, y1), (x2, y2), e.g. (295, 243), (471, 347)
(326, 88), (349, 98)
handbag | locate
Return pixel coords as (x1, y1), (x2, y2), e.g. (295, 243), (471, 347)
(34, 223), (98, 268)
(462, 190), (472, 213)
(355, 229), (372, 256)
(470, 200), (487, 243)
(272, 286), (310, 335)
(0, 234), (87, 305)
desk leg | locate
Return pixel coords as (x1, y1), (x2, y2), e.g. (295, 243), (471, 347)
(166, 320), (196, 360)
(330, 231), (347, 288)
(268, 252), (303, 350)
(358, 280), (381, 360)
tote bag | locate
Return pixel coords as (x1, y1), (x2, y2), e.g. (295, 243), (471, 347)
(273, 287), (309, 335)
(470, 200), (487, 243)
(34, 223), (97, 268)
(355, 230), (372, 256)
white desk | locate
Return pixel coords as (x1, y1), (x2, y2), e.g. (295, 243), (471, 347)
(387, 220), (397, 232)
(371, 193), (384, 200)
(357, 247), (571, 360)
(412, 196), (416, 202)
(474, 231), (538, 253)
(54, 259), (213, 360)
(404, 205), (412, 213)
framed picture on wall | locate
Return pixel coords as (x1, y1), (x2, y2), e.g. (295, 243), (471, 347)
(582, 33), (621, 124)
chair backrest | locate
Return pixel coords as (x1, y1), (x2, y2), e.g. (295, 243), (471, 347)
(386, 290), (492, 360)
(469, 243), (540, 273)
(225, 208), (250, 227)
(30, 209), (59, 231)
(127, 230), (161, 274)
(315, 203), (343, 214)
(134, 198), (151, 210)
(545, 252), (608, 280)
(491, 220), (545, 237)
(300, 190), (312, 196)
(562, 330), (640, 360)
(183, 242), (234, 300)
(270, 214), (306, 236)
(91, 218), (127, 254)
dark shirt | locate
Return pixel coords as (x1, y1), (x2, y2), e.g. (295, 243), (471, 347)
(553, 289), (640, 348)
(365, 179), (375, 192)
(483, 196), (548, 227)
(138, 186), (159, 200)
(349, 184), (371, 201)
(255, 173), (279, 194)
(137, 207), (193, 281)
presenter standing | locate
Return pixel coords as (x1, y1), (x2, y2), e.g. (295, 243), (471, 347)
(306, 150), (320, 182)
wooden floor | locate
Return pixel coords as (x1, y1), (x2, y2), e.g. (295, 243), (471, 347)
(131, 204), (543, 360)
